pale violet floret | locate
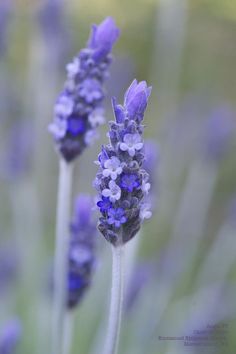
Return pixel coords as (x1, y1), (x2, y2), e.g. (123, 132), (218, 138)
(102, 180), (121, 202)
(84, 130), (99, 145)
(70, 246), (92, 264)
(66, 57), (80, 79)
(103, 157), (123, 180)
(48, 118), (67, 139)
(88, 108), (106, 128)
(119, 133), (143, 157)
(141, 180), (151, 194)
(54, 95), (74, 118)
(140, 204), (152, 220)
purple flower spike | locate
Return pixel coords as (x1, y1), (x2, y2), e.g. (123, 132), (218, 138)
(49, 17), (120, 162)
(67, 195), (97, 309)
(94, 80), (153, 246)
(0, 318), (22, 354)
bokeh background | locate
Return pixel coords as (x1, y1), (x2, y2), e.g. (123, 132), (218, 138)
(0, 0), (236, 353)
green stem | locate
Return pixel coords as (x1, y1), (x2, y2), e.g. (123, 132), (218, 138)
(52, 159), (73, 354)
(103, 245), (124, 354)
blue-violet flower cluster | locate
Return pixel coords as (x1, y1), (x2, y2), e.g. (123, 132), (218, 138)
(67, 195), (97, 309)
(0, 318), (21, 354)
(49, 17), (120, 162)
(94, 80), (152, 246)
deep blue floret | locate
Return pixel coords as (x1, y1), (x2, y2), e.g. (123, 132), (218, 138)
(107, 208), (127, 228)
(68, 272), (87, 291)
(67, 116), (86, 136)
(97, 197), (112, 213)
(120, 174), (140, 192)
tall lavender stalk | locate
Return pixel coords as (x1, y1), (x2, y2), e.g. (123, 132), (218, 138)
(49, 17), (119, 354)
(94, 80), (152, 354)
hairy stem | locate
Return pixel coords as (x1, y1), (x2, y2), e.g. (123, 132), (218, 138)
(103, 245), (124, 354)
(52, 159), (73, 354)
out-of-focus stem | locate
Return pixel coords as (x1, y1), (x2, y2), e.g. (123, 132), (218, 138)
(62, 312), (74, 354)
(52, 159), (73, 354)
(103, 245), (124, 354)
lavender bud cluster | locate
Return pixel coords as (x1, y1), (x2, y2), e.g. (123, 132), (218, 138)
(49, 17), (120, 162)
(94, 80), (152, 246)
(67, 195), (97, 309)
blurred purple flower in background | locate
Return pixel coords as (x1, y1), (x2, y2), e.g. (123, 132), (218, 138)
(107, 56), (135, 102)
(203, 105), (235, 161)
(94, 79), (152, 245)
(49, 17), (120, 162)
(125, 262), (155, 311)
(0, 319), (21, 354)
(227, 195), (236, 227)
(0, 0), (12, 56)
(38, 0), (71, 66)
(0, 246), (18, 295)
(2, 121), (33, 180)
(67, 195), (97, 309)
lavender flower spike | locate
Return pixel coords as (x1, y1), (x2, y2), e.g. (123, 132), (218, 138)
(49, 17), (120, 162)
(67, 195), (97, 309)
(95, 79), (152, 246)
(0, 319), (22, 354)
